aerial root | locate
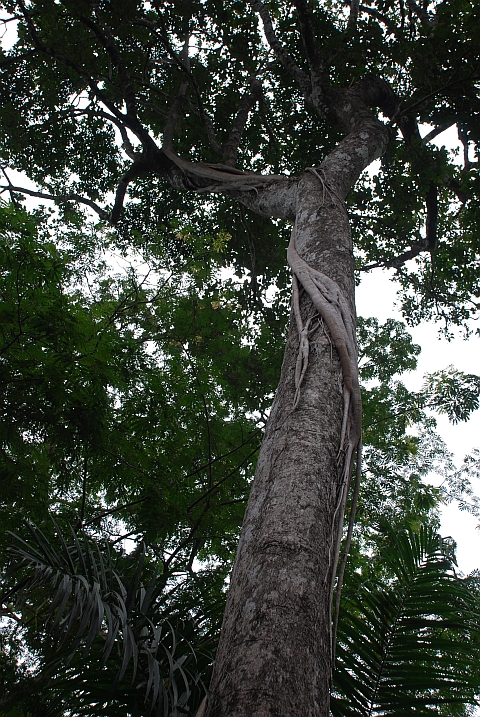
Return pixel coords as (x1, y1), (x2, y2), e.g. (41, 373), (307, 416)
(287, 226), (363, 640)
(287, 229), (361, 458)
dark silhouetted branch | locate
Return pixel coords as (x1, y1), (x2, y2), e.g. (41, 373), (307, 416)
(0, 184), (109, 220)
(359, 5), (400, 37)
(421, 122), (455, 145)
(425, 182), (438, 251)
(223, 78), (263, 166)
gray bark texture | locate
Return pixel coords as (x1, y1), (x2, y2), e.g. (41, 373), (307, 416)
(205, 111), (390, 717)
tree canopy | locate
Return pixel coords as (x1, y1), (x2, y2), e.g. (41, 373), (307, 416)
(0, 0), (480, 715)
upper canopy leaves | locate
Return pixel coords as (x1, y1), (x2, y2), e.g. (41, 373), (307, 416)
(0, 0), (479, 326)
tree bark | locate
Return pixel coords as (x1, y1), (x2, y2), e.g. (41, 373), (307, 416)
(206, 114), (390, 717)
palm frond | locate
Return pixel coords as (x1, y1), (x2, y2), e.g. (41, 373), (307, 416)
(332, 525), (480, 716)
(2, 520), (211, 716)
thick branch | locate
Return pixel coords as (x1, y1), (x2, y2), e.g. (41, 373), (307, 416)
(293, 0), (327, 112)
(89, 108), (141, 160)
(346, 0), (360, 33)
(110, 161), (150, 224)
(293, 0), (324, 71)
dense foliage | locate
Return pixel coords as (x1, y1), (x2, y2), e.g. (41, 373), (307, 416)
(0, 0), (479, 714)
(0, 204), (478, 715)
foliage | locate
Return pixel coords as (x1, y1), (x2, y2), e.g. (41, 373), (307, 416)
(0, 0), (479, 713)
(0, 0), (479, 328)
(0, 205), (479, 714)
(333, 526), (480, 716)
(2, 519), (213, 717)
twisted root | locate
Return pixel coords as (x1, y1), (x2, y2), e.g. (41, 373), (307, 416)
(287, 226), (362, 662)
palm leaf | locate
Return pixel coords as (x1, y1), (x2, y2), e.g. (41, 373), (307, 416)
(2, 520), (211, 715)
(332, 525), (480, 716)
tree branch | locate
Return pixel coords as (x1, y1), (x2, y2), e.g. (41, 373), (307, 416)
(78, 11), (139, 122)
(421, 122), (455, 145)
(425, 181), (438, 252)
(0, 167), (20, 209)
(358, 5), (400, 37)
(87, 108), (141, 160)
(360, 241), (427, 271)
(0, 49), (36, 66)
(16, 0), (154, 149)
(84, 497), (148, 527)
(222, 77), (263, 166)
(346, 0), (360, 33)
(251, 0), (313, 103)
(138, 19), (223, 156)
(293, 0), (325, 73)
(406, 0), (432, 27)
(187, 445), (260, 513)
(162, 83), (189, 151)
(0, 184), (109, 220)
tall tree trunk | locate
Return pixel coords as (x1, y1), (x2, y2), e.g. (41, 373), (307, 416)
(205, 96), (390, 717)
(206, 177), (353, 717)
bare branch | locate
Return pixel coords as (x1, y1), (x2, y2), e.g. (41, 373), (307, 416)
(359, 242), (428, 271)
(421, 122), (455, 145)
(0, 184), (109, 220)
(1, 168), (20, 209)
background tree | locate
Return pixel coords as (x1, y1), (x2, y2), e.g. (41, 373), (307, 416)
(0, 1), (480, 716)
(0, 205), (479, 715)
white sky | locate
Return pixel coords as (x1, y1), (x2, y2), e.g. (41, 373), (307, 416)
(357, 269), (480, 574)
(357, 124), (480, 576)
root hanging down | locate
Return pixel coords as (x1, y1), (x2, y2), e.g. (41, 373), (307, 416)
(287, 228), (363, 659)
(287, 230), (362, 468)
